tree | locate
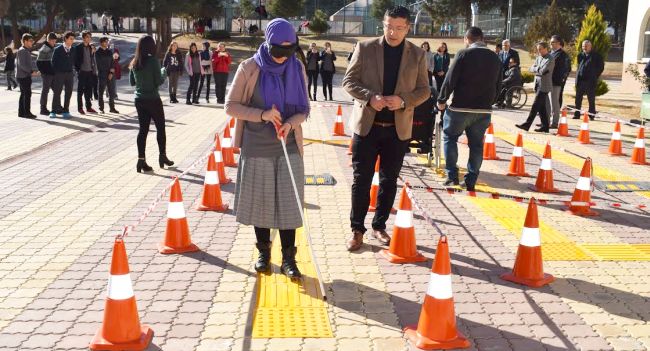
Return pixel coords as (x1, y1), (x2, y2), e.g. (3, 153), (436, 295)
(523, 0), (573, 56)
(268, 0), (304, 18)
(575, 4), (610, 63)
(308, 9), (329, 35)
(370, 0), (392, 21)
(423, 0), (470, 26)
(239, 0), (255, 19)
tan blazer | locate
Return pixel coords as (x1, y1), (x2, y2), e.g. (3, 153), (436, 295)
(224, 58), (309, 156)
(342, 37), (430, 140)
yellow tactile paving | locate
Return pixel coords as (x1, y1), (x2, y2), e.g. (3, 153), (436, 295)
(252, 221), (333, 338)
(493, 130), (650, 199)
(0, 108), (226, 332)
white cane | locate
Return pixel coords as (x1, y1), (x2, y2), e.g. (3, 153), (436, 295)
(276, 122), (326, 299)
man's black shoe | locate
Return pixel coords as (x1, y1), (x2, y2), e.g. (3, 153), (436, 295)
(443, 179), (459, 187)
(534, 127), (549, 133)
(515, 124), (530, 132)
(461, 182), (476, 192)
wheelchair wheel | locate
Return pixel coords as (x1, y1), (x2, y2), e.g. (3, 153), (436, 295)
(507, 86), (527, 109)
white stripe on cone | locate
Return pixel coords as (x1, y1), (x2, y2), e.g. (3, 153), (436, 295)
(580, 123), (589, 131)
(635, 139), (645, 148)
(372, 172), (379, 185)
(107, 274), (135, 300)
(204, 171), (218, 185)
(426, 273), (453, 299)
(540, 158), (552, 171)
(512, 147), (523, 157)
(167, 202), (186, 219)
(394, 209), (413, 228)
(519, 227), (541, 247)
(576, 176), (591, 191)
(612, 132), (621, 140)
(222, 138), (232, 148)
(485, 134), (494, 143)
(230, 128), (236, 138)
(214, 150), (223, 162)
(336, 115), (342, 122)
(560, 117), (567, 124)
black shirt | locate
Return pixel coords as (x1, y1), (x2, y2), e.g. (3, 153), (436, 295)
(375, 40), (404, 123)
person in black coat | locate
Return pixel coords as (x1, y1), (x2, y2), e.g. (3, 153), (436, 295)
(319, 42), (336, 101)
(4, 47), (18, 90)
(95, 37), (118, 113)
(305, 43), (320, 100)
(73, 31), (97, 114)
(574, 40), (604, 120)
(498, 39), (520, 78)
(51, 31), (76, 118)
(549, 35), (571, 127)
(495, 58), (521, 108)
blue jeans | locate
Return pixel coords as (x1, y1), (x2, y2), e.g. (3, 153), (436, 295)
(443, 109), (491, 187)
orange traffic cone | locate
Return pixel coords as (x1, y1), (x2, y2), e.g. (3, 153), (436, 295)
(222, 125), (238, 167)
(501, 198), (555, 288)
(159, 178), (199, 254)
(607, 120), (625, 156)
(404, 235), (470, 350)
(229, 118), (241, 154)
(369, 156), (380, 212)
(507, 133), (530, 177)
(530, 142), (559, 193)
(197, 153), (229, 212)
(566, 158), (598, 216)
(332, 105), (347, 136)
(577, 112), (592, 144)
(90, 238), (153, 351)
(380, 186), (426, 264)
(213, 134), (231, 185)
(556, 108), (570, 137)
(483, 123), (499, 160)
(630, 127), (647, 165)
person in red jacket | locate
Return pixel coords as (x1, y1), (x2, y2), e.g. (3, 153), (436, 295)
(211, 42), (232, 104)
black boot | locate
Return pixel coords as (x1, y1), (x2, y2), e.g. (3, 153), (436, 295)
(136, 158), (153, 173)
(255, 242), (272, 272)
(159, 154), (174, 168)
(280, 247), (302, 278)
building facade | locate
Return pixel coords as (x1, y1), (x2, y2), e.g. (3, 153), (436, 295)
(622, 0), (650, 93)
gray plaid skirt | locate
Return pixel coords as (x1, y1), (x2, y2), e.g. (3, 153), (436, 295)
(233, 153), (304, 230)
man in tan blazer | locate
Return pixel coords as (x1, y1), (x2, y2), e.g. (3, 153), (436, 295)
(342, 6), (430, 252)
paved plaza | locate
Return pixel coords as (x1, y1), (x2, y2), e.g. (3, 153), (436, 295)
(0, 64), (649, 351)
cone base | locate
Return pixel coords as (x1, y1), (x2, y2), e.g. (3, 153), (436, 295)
(234, 148), (240, 154)
(89, 325), (153, 351)
(219, 178), (232, 185)
(404, 326), (471, 350)
(346, 151), (352, 155)
(507, 172), (530, 177)
(630, 160), (647, 165)
(368, 207), (397, 213)
(565, 207), (599, 217)
(556, 133), (571, 137)
(483, 156), (500, 160)
(500, 272), (555, 288)
(158, 242), (200, 255)
(607, 152), (625, 156)
(196, 203), (229, 212)
(379, 249), (427, 264)
(529, 184), (559, 193)
(578, 141), (593, 144)
(333, 133), (349, 137)
(224, 163), (238, 168)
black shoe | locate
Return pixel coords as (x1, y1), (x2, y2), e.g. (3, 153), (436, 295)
(136, 158), (153, 173)
(109, 108), (119, 114)
(534, 127), (549, 133)
(192, 99), (199, 104)
(206, 98), (210, 103)
(40, 108), (50, 116)
(280, 247), (301, 278)
(19, 113), (37, 119)
(461, 181), (476, 192)
(186, 100), (192, 105)
(535, 123), (542, 127)
(254, 242), (272, 272)
(515, 123), (530, 132)
(159, 154), (174, 168)
(99, 109), (105, 114)
(444, 178), (459, 187)
(550, 124), (558, 129)
(589, 117), (595, 121)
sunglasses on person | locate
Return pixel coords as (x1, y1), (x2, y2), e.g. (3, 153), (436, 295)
(268, 36), (300, 59)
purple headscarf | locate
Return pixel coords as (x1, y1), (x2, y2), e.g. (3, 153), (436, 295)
(253, 18), (309, 121)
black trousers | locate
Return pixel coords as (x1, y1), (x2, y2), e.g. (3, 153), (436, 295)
(434, 73), (446, 92)
(98, 76), (115, 111)
(427, 71), (433, 87)
(213, 72), (228, 103)
(320, 71), (333, 99)
(187, 74), (200, 102)
(135, 97), (166, 158)
(40, 73), (54, 111)
(350, 125), (408, 232)
(77, 70), (94, 110)
(52, 72), (74, 113)
(523, 90), (550, 129)
(574, 81), (596, 118)
(254, 227), (296, 248)
(307, 70), (318, 97)
(198, 72), (211, 100)
(17, 76), (32, 116)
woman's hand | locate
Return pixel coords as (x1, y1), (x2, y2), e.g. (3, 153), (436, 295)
(277, 122), (292, 140)
(261, 105), (282, 126)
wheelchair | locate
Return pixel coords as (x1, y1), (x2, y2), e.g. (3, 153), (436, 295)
(497, 85), (528, 110)
(409, 87), (442, 168)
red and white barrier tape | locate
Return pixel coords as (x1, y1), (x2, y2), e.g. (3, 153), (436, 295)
(564, 106), (647, 130)
(117, 120), (231, 239)
(401, 183), (446, 237)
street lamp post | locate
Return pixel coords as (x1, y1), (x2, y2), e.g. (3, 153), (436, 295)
(506, 0), (513, 40)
